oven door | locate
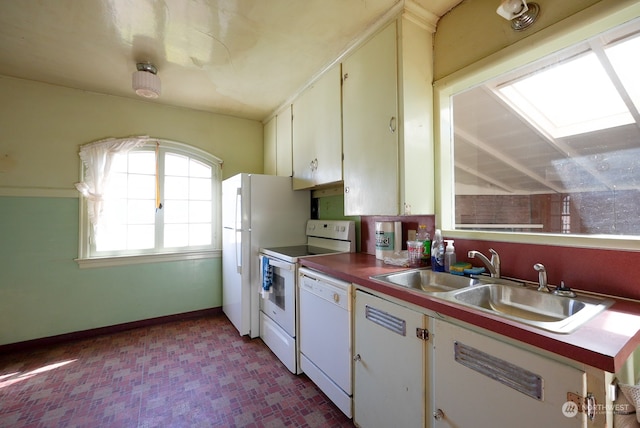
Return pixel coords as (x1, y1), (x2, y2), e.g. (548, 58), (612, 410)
(259, 255), (296, 337)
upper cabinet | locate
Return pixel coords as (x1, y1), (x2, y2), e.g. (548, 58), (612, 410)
(292, 64), (343, 190)
(276, 105), (293, 178)
(343, 17), (434, 215)
(263, 105), (293, 177)
(342, 21), (398, 215)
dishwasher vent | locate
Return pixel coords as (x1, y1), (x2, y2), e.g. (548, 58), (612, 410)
(454, 341), (543, 400)
(365, 305), (406, 336)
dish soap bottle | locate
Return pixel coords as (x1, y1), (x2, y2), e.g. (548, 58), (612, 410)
(431, 229), (445, 272)
(444, 240), (456, 272)
(416, 224), (430, 265)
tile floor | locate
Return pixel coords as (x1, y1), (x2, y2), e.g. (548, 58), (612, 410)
(0, 314), (354, 427)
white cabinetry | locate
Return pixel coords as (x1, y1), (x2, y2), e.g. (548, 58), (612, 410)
(433, 319), (587, 428)
(292, 64), (342, 190)
(353, 289), (428, 428)
(263, 105), (293, 177)
(276, 105), (293, 177)
(342, 17), (434, 215)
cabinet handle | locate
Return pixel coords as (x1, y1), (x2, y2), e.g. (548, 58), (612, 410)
(345, 186), (350, 193)
(389, 116), (396, 133)
(353, 354), (361, 362)
(343, 73), (349, 81)
(433, 409), (445, 420)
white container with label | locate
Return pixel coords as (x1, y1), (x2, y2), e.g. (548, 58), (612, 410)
(375, 221), (395, 260)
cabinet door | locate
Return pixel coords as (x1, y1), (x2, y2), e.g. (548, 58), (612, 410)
(433, 319), (587, 428)
(343, 21), (399, 215)
(275, 105), (293, 177)
(292, 64), (342, 189)
(354, 290), (426, 428)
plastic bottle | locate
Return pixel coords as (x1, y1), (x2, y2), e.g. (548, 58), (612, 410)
(416, 224), (431, 264)
(431, 229), (445, 272)
(444, 240), (456, 273)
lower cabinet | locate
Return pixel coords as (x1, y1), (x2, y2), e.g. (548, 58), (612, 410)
(353, 289), (429, 428)
(432, 319), (588, 428)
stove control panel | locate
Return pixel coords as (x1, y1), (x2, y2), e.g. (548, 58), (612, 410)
(306, 220), (355, 242)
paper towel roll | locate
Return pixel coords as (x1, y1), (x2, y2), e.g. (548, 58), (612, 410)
(375, 221), (394, 260)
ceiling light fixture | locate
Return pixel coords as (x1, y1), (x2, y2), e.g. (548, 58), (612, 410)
(132, 62), (161, 98)
(496, 0), (540, 31)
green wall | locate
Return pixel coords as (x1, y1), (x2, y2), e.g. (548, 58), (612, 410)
(316, 194), (361, 251)
(0, 196), (220, 345)
(0, 76), (262, 345)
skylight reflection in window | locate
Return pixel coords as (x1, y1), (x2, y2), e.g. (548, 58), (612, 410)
(604, 32), (640, 115)
(497, 52), (633, 138)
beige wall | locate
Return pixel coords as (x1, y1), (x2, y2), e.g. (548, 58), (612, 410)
(434, 0), (612, 80)
(0, 75), (263, 192)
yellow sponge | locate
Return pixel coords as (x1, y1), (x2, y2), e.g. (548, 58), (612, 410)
(450, 262), (472, 272)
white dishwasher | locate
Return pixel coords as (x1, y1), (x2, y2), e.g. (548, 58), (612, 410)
(298, 267), (353, 418)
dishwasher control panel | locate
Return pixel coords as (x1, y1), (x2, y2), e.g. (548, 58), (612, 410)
(299, 268), (350, 311)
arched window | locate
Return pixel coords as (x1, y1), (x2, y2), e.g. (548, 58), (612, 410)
(75, 137), (222, 267)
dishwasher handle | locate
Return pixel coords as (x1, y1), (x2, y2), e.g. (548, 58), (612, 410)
(299, 267), (350, 289)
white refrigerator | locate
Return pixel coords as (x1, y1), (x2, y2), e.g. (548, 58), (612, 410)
(222, 173), (310, 338)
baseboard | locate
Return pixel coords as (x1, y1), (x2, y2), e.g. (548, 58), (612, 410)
(0, 307), (223, 354)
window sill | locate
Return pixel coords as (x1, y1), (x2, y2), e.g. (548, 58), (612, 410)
(75, 249), (221, 269)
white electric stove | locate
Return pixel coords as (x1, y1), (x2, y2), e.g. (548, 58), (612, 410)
(258, 219), (356, 374)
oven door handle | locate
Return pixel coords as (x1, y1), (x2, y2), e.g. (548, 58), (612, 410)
(264, 258), (295, 271)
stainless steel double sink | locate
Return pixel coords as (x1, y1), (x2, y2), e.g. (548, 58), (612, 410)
(370, 268), (614, 334)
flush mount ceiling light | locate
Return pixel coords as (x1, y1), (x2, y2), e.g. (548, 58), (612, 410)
(496, 0), (540, 31)
(132, 62), (161, 98)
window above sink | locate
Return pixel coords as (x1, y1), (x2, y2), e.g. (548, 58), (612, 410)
(435, 2), (640, 250)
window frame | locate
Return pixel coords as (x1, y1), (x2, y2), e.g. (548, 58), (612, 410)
(434, 1), (640, 251)
(76, 139), (222, 268)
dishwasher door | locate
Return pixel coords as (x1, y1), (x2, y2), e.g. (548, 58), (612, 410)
(298, 267), (352, 417)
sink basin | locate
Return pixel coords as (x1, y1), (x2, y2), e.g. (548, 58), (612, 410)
(370, 268), (480, 293)
(452, 284), (613, 333)
(370, 268), (613, 333)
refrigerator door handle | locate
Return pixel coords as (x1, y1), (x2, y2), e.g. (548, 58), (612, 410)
(235, 187), (242, 274)
(235, 188), (242, 230)
(235, 239), (241, 274)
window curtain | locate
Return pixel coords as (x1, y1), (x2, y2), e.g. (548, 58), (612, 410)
(75, 136), (150, 234)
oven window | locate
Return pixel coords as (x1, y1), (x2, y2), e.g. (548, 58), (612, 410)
(269, 272), (286, 310)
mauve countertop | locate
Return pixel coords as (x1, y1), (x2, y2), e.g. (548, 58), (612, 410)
(299, 252), (640, 373)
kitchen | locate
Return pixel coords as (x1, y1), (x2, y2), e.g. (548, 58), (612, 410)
(2, 0), (640, 427)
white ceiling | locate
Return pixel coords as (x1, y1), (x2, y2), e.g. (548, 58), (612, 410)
(0, 0), (463, 122)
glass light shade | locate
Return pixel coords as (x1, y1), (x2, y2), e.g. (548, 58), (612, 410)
(132, 70), (161, 98)
(496, 0), (527, 20)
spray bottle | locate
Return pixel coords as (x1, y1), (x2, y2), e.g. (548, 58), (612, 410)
(431, 229), (445, 272)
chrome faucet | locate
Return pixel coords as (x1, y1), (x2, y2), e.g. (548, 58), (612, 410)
(468, 249), (500, 278)
(533, 263), (550, 292)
